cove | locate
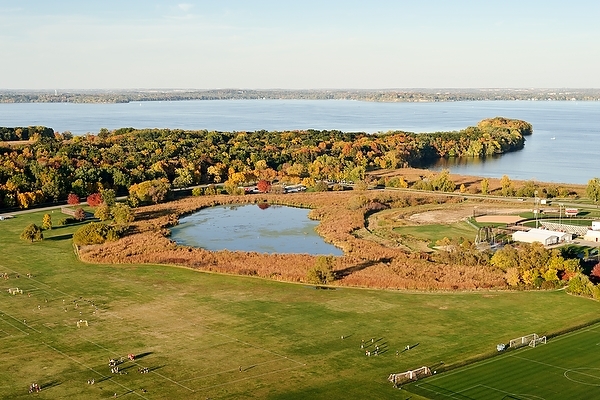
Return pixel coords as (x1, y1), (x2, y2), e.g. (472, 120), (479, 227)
(170, 204), (343, 256)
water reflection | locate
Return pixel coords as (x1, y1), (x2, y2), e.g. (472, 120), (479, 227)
(170, 204), (342, 255)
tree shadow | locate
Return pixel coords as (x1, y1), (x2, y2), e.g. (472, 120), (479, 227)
(40, 380), (61, 390)
(45, 233), (73, 241)
(134, 208), (176, 222)
(335, 258), (392, 279)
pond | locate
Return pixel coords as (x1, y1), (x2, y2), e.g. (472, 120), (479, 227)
(169, 204), (343, 256)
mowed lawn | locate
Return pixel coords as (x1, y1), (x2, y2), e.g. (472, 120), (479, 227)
(393, 221), (478, 245)
(404, 324), (600, 399)
(2, 210), (600, 399)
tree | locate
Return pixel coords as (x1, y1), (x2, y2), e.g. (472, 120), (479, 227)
(480, 178), (489, 195)
(94, 203), (112, 221)
(306, 256), (335, 285)
(111, 203), (134, 225)
(256, 179), (272, 193)
(128, 178), (171, 205)
(67, 193), (80, 205)
(74, 207), (86, 221)
(590, 263), (600, 283)
(20, 223), (43, 242)
(42, 213), (52, 230)
(587, 177), (600, 207)
(100, 188), (116, 206)
(500, 175), (513, 197)
(86, 193), (103, 207)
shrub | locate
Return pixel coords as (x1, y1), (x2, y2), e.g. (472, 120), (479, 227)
(73, 222), (124, 246)
(20, 223), (43, 242)
(192, 187), (203, 196)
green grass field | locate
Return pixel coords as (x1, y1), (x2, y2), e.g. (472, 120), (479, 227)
(394, 221), (478, 245)
(2, 209), (600, 399)
(404, 323), (600, 399)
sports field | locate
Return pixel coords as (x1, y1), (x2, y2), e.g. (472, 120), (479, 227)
(2, 209), (600, 399)
(404, 324), (600, 399)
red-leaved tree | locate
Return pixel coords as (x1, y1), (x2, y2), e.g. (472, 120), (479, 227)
(86, 193), (103, 207)
(590, 263), (600, 283)
(257, 180), (272, 193)
(67, 193), (80, 205)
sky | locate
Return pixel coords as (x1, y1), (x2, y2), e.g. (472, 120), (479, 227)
(1, 0), (600, 89)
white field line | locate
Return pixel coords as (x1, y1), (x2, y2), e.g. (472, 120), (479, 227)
(84, 338), (195, 393)
(479, 384), (547, 400)
(426, 324), (600, 384)
(193, 363), (307, 392)
(0, 308), (39, 334)
(179, 357), (288, 383)
(42, 342), (150, 399)
(413, 382), (471, 399)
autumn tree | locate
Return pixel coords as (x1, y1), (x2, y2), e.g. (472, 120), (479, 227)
(500, 175), (513, 197)
(42, 213), (52, 230)
(128, 178), (171, 206)
(67, 193), (80, 205)
(256, 179), (272, 193)
(100, 188), (116, 206)
(86, 193), (103, 207)
(20, 223), (43, 242)
(480, 178), (489, 195)
(74, 207), (86, 221)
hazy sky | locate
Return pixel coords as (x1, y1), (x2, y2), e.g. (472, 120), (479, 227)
(1, 0), (599, 89)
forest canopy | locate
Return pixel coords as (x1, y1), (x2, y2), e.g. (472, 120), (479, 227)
(0, 117), (532, 209)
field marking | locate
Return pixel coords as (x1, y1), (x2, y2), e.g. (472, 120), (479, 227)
(0, 308), (39, 334)
(42, 342), (150, 399)
(563, 368), (600, 386)
(479, 384), (547, 400)
(193, 363), (306, 392)
(83, 337), (195, 392)
(179, 357), (288, 383)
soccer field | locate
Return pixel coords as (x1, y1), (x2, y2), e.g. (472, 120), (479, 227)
(404, 323), (600, 399)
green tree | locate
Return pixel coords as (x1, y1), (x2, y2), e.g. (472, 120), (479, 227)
(587, 177), (600, 207)
(20, 223), (43, 242)
(42, 213), (52, 230)
(94, 203), (112, 221)
(306, 256), (335, 285)
(111, 203), (134, 225)
(100, 188), (116, 206)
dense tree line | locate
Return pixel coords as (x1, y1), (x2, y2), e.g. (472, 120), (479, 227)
(2, 89), (600, 104)
(0, 118), (531, 209)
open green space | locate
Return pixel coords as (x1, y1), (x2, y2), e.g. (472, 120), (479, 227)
(2, 210), (600, 399)
(393, 221), (478, 246)
(404, 323), (600, 399)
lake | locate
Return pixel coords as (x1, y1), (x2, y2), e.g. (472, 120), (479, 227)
(0, 99), (598, 184)
(169, 204), (343, 255)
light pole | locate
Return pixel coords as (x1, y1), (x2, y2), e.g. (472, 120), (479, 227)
(534, 190), (539, 228)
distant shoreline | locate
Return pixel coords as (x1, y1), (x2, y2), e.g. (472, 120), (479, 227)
(2, 88), (600, 104)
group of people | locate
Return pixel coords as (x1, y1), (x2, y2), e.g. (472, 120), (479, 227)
(28, 383), (40, 393)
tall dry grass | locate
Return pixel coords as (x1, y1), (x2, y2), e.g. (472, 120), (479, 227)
(78, 191), (506, 290)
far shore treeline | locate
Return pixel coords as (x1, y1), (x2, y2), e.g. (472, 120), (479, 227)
(0, 117), (531, 210)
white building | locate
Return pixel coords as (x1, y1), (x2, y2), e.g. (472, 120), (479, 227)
(592, 221), (600, 231)
(512, 228), (572, 246)
(584, 230), (600, 243)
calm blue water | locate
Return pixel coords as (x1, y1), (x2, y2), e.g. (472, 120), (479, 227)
(0, 99), (598, 184)
(170, 204), (343, 255)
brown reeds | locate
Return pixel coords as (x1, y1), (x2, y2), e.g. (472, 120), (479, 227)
(78, 191), (506, 290)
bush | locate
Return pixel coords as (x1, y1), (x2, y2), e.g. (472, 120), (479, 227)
(73, 222), (123, 246)
(306, 256), (335, 285)
(20, 223), (43, 242)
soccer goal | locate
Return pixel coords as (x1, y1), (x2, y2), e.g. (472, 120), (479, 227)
(509, 333), (539, 349)
(529, 335), (547, 347)
(388, 366), (432, 385)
